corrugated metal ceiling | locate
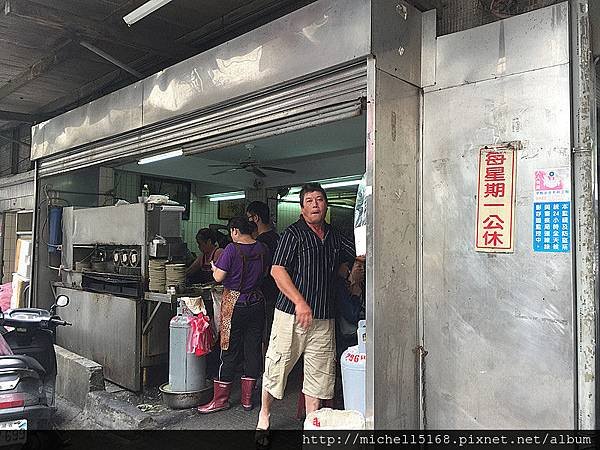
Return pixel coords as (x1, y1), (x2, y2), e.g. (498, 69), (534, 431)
(0, 0), (316, 131)
(0, 0), (584, 136)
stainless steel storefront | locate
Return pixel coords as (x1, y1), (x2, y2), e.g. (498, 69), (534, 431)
(29, 0), (598, 429)
(423, 3), (574, 428)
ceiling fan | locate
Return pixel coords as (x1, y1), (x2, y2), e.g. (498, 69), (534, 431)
(209, 144), (296, 178)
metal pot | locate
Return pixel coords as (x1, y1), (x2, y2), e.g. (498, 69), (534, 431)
(159, 382), (213, 409)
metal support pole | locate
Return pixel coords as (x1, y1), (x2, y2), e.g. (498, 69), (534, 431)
(29, 161), (39, 308)
(10, 128), (19, 175)
(570, 0), (598, 430)
(79, 41), (143, 79)
(142, 302), (162, 335)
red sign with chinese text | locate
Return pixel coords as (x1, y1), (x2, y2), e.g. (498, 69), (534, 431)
(475, 145), (517, 252)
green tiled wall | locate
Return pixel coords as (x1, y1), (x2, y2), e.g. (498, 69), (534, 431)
(113, 170), (227, 250)
(276, 201), (301, 233)
(181, 187), (227, 251)
(114, 170), (141, 203)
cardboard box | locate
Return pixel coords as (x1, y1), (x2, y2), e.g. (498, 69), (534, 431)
(11, 273), (28, 309)
(14, 238), (31, 279)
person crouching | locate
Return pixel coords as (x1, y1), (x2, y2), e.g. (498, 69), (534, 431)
(198, 216), (269, 414)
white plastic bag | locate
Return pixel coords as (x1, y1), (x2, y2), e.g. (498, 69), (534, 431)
(353, 174), (367, 257)
(183, 296), (206, 316)
(304, 408), (365, 430)
(210, 285), (223, 337)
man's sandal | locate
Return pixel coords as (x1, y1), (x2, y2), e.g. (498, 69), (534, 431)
(255, 428), (270, 449)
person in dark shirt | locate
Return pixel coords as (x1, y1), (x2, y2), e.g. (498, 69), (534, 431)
(335, 256), (365, 358)
(246, 201), (280, 348)
(186, 229), (223, 285)
(334, 256), (365, 409)
(198, 217), (270, 414)
(255, 183), (355, 439)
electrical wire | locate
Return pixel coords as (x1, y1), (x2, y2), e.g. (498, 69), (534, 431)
(489, 0), (516, 19)
(0, 155), (33, 177)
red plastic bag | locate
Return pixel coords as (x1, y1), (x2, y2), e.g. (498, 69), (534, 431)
(186, 313), (213, 357)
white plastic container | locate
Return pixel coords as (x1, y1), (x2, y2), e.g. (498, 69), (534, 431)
(304, 408), (365, 430)
(340, 320), (366, 416)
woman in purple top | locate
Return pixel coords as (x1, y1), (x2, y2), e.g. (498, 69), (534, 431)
(198, 216), (269, 414)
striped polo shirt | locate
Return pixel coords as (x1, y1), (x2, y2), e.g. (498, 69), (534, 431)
(273, 216), (356, 319)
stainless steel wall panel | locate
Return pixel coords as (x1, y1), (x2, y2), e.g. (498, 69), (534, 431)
(38, 62), (367, 177)
(70, 204), (146, 246)
(143, 0), (370, 126)
(430, 2), (569, 91)
(421, 9), (437, 88)
(571, 0), (598, 429)
(31, 123), (45, 160)
(370, 0), (422, 87)
(31, 0), (371, 162)
(31, 82), (144, 161)
(366, 63), (420, 429)
(422, 63), (573, 428)
(56, 287), (141, 392)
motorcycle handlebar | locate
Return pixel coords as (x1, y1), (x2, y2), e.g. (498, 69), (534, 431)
(50, 318), (71, 327)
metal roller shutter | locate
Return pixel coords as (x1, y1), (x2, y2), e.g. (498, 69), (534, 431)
(39, 61), (366, 177)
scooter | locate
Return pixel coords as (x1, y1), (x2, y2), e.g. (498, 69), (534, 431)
(0, 294), (71, 437)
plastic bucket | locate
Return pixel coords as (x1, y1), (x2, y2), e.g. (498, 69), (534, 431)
(340, 320), (366, 415)
(340, 345), (366, 416)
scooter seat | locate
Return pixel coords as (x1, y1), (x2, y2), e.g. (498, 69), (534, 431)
(0, 356), (46, 375)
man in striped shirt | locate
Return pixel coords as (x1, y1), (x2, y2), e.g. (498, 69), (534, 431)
(256, 183), (355, 434)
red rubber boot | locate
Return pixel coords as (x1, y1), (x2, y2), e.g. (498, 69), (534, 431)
(241, 377), (257, 411)
(198, 380), (231, 414)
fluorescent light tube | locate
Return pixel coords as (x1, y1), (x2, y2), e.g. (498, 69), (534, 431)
(280, 194), (300, 202)
(208, 192), (246, 202)
(138, 149), (183, 165)
(123, 0), (173, 26)
(321, 180), (362, 189)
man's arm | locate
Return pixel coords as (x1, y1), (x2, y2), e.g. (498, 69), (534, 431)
(271, 265), (313, 329)
(186, 255), (203, 277)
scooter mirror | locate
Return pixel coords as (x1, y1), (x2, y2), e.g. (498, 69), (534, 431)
(56, 295), (70, 308)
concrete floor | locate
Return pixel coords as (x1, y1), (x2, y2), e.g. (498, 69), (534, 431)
(54, 364), (306, 431)
(48, 363), (343, 450)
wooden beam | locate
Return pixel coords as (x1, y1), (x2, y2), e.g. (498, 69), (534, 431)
(4, 0), (195, 60)
(0, 110), (43, 123)
(0, 39), (76, 100)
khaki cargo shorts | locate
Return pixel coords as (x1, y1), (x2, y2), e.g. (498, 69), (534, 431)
(262, 309), (336, 400)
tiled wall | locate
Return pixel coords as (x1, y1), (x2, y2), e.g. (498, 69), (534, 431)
(114, 170), (141, 204)
(113, 170), (227, 250)
(98, 167), (115, 206)
(276, 201), (301, 233)
(2, 213), (16, 284)
(112, 171), (355, 246)
(182, 187), (227, 250)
